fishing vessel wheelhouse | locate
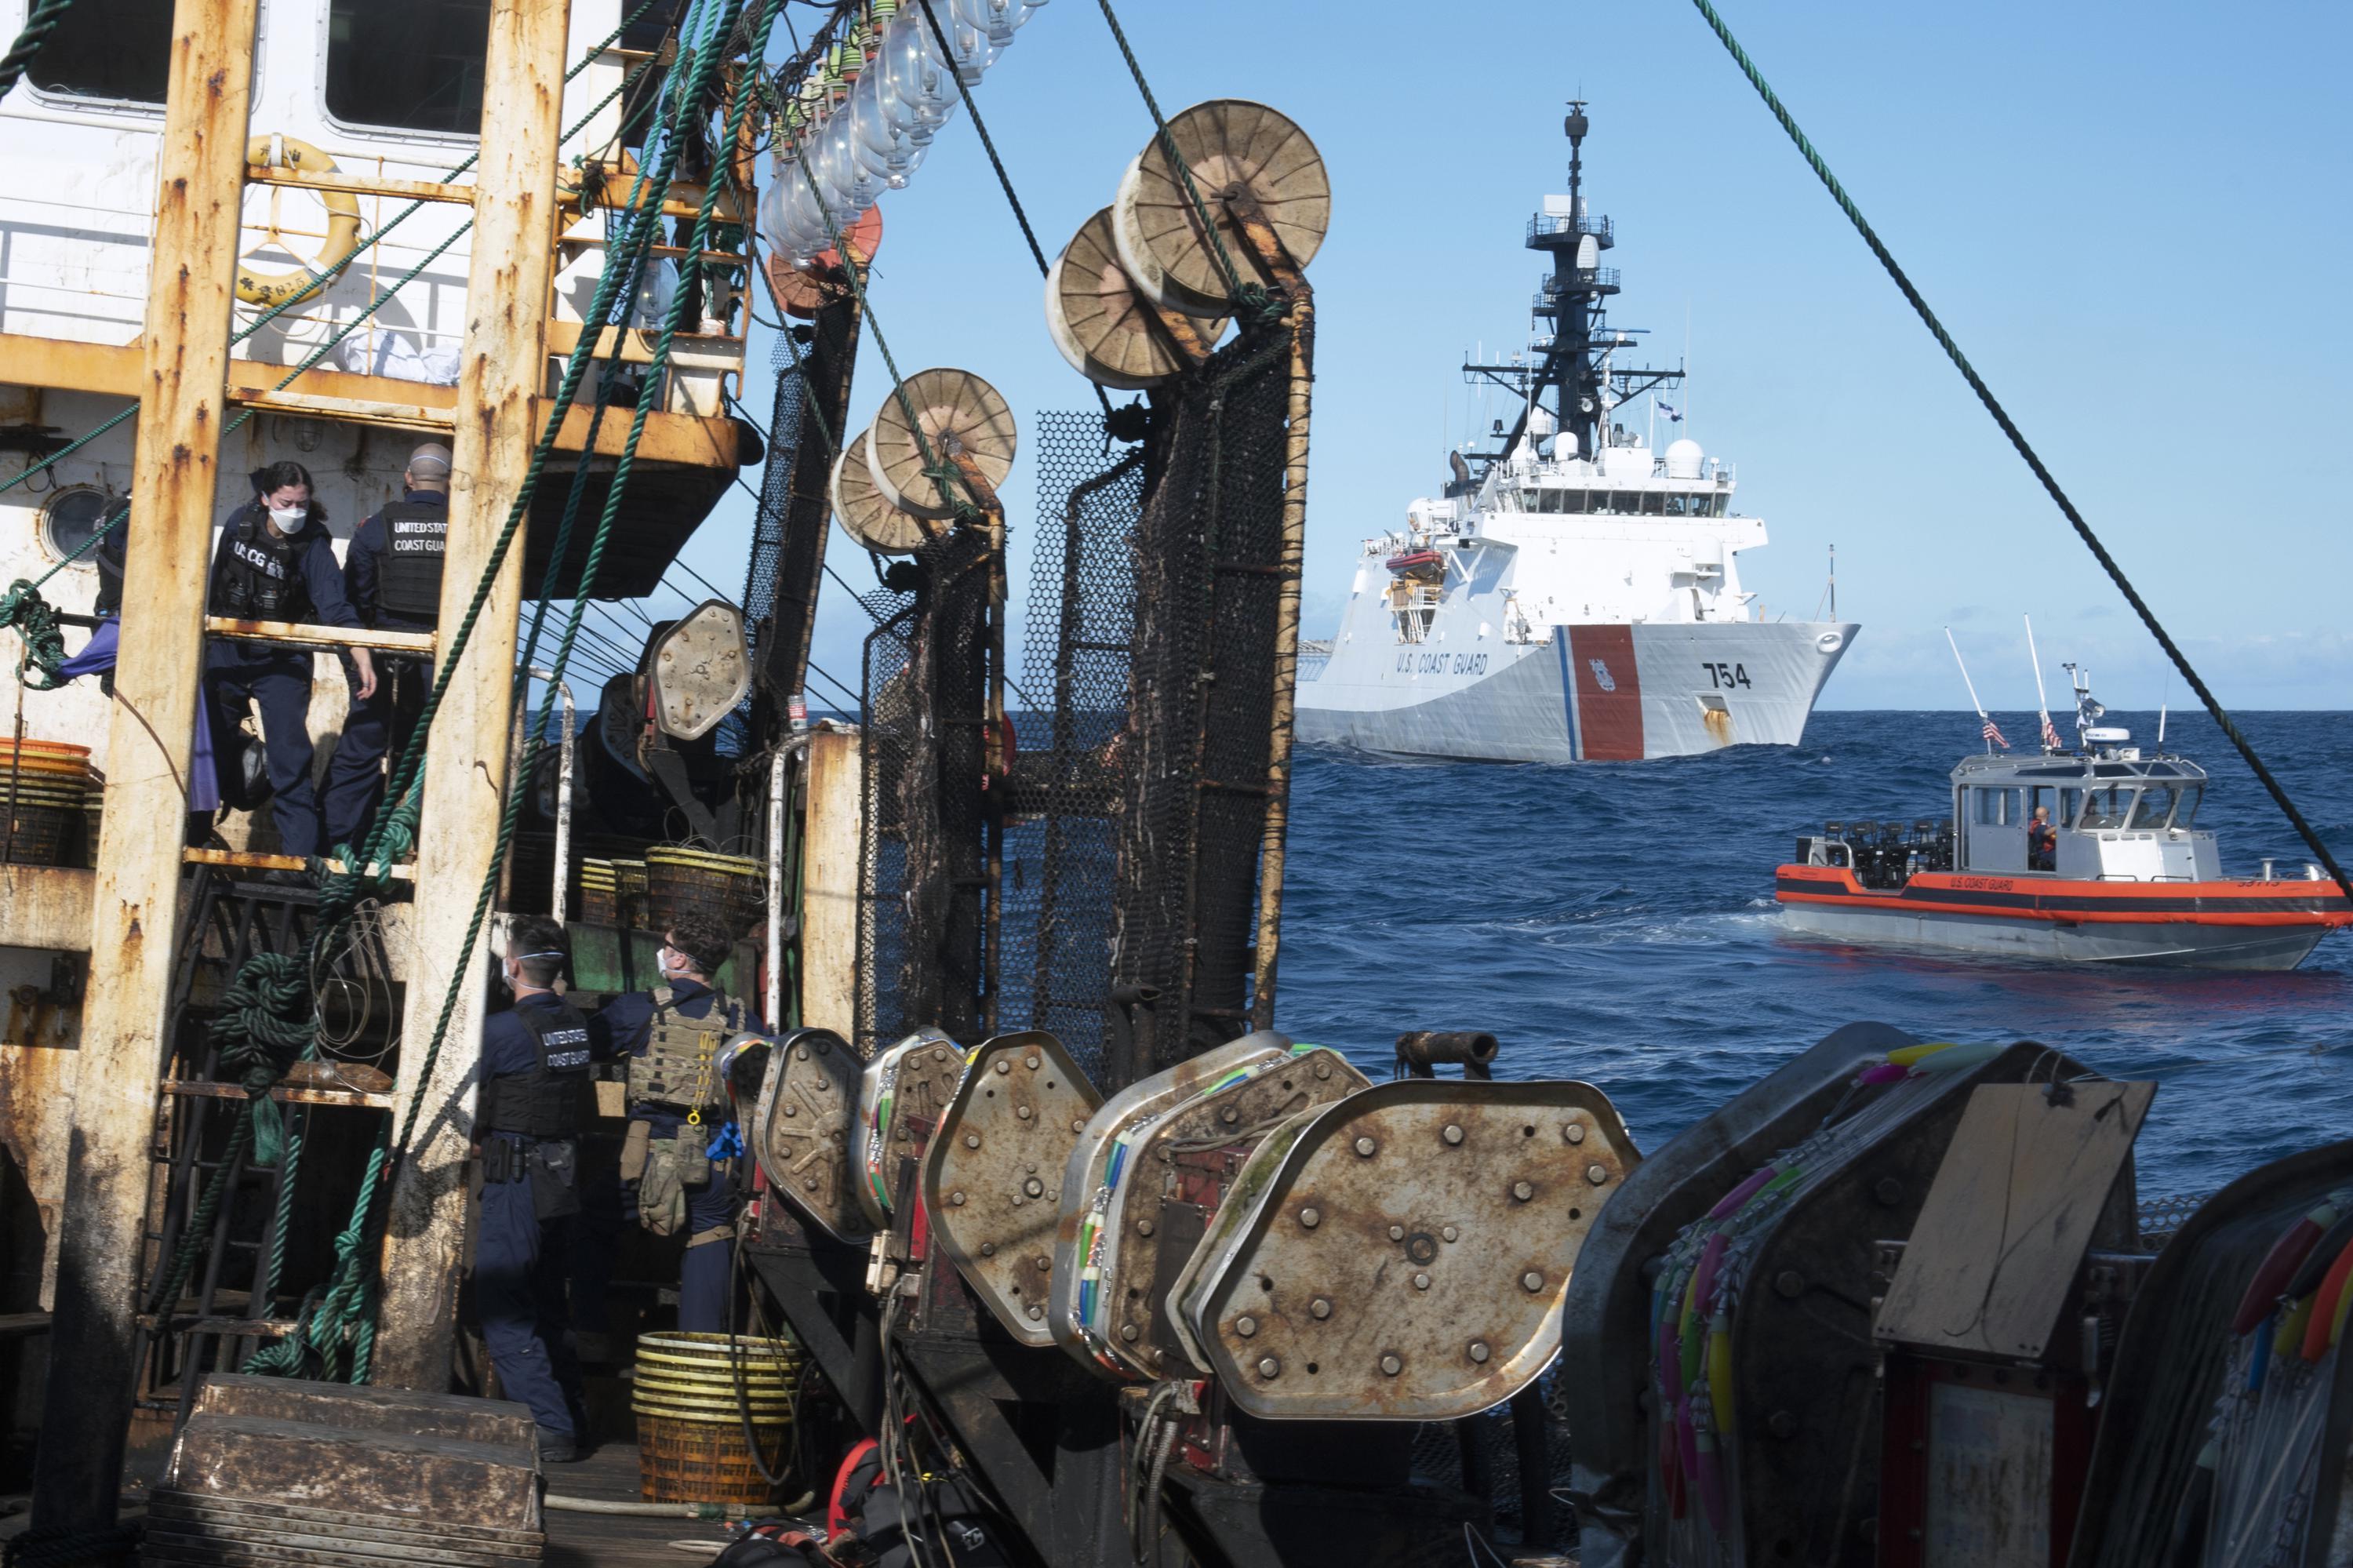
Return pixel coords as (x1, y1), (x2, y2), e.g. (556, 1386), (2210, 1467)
(1777, 677), (2353, 969)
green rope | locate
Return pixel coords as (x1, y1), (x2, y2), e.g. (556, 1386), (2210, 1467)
(255, 0), (769, 1383)
(1686, 0), (2353, 908)
(0, 0), (70, 100)
(1091, 0), (1265, 320)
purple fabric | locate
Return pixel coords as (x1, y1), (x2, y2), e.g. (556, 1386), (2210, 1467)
(55, 617), (220, 813)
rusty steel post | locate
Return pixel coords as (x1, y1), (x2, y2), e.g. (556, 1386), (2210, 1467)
(1250, 282), (1312, 1031)
(27, 0), (262, 1535)
(371, 0), (572, 1388)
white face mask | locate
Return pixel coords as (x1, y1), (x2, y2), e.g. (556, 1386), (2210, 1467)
(267, 504), (307, 529)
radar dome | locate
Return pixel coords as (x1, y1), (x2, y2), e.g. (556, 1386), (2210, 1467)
(1665, 438), (1704, 480)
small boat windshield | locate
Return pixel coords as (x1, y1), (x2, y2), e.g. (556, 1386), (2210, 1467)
(2080, 782), (2202, 831)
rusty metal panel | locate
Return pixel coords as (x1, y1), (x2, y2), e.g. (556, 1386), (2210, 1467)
(159, 1411), (542, 1530)
(1049, 1031), (1293, 1378)
(921, 1030), (1104, 1344)
(140, 1491), (543, 1566)
(853, 1029), (967, 1228)
(1181, 1079), (1639, 1421)
(1095, 1046), (1367, 1377)
(751, 1027), (870, 1243)
(190, 1374), (535, 1450)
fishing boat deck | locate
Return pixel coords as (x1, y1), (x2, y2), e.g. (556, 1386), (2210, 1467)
(543, 1441), (809, 1567)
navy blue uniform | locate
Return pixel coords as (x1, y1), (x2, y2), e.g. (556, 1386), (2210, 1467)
(476, 993), (588, 1445)
(202, 502), (363, 858)
(322, 489), (443, 850)
(585, 977), (745, 1333)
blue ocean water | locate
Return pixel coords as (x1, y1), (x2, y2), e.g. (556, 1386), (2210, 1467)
(1278, 710), (2353, 1199)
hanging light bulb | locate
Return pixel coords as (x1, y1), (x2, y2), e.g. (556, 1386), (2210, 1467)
(885, 7), (960, 140)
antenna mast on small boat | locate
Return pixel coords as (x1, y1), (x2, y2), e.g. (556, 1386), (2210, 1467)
(1946, 626), (2002, 753)
(2024, 613), (2054, 752)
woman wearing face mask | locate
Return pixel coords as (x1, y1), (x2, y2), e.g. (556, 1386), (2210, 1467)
(202, 460), (376, 864)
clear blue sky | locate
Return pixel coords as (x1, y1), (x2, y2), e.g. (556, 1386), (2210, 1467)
(665, 0), (2353, 714)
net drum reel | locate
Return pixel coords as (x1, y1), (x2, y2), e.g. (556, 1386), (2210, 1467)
(1175, 1079), (1638, 1422)
(831, 443), (933, 555)
(853, 1028), (969, 1230)
(1044, 207), (1225, 390)
(750, 1027), (871, 1244)
(919, 1031), (1104, 1345)
(1049, 1031), (1294, 1378)
(1109, 99), (1330, 313)
(864, 366), (1018, 522)
(1088, 1045), (1369, 1378)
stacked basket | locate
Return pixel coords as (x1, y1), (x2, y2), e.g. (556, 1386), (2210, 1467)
(631, 1330), (801, 1505)
(644, 847), (763, 939)
(579, 858), (618, 925)
(613, 858), (650, 930)
(0, 740), (95, 868)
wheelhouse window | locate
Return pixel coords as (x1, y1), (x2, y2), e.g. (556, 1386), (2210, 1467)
(27, 0), (173, 104)
(2173, 786), (2202, 828)
(1973, 787), (2020, 826)
(325, 0), (493, 135)
(2080, 785), (2137, 829)
(2129, 784), (2179, 829)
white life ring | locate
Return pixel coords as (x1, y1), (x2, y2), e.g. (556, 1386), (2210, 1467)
(237, 133), (363, 310)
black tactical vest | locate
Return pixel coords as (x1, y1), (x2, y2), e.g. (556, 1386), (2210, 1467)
(479, 999), (594, 1140)
(375, 500), (449, 623)
(209, 506), (309, 621)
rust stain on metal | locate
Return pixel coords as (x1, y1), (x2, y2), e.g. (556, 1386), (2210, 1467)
(923, 1031), (1102, 1345)
(751, 1028), (868, 1242)
(1191, 1079), (1641, 1421)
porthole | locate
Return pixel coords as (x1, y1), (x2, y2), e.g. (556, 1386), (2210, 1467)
(39, 487), (123, 569)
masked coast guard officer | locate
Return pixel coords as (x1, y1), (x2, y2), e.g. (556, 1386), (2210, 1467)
(202, 462), (376, 860)
(323, 442), (450, 852)
(475, 915), (594, 1463)
(586, 909), (752, 1333)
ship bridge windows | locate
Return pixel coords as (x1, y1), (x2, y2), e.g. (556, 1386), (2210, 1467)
(325, 0), (494, 136)
(2079, 785), (2138, 830)
(26, 0), (173, 105)
(2129, 784), (2200, 829)
(1972, 787), (2021, 827)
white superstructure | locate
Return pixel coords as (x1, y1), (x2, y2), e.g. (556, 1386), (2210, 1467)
(1297, 105), (1855, 762)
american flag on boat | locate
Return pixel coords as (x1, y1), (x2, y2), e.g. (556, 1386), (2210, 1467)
(1983, 718), (2011, 749)
(2040, 712), (2062, 751)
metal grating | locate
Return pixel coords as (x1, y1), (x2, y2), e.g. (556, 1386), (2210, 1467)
(994, 417), (1144, 1088)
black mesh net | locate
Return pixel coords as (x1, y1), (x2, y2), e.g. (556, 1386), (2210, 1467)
(740, 362), (805, 642)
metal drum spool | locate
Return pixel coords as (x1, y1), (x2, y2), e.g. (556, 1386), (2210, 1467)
(750, 1027), (870, 1243)
(831, 442), (932, 555)
(920, 1031), (1104, 1345)
(863, 367), (1017, 522)
(1048, 1030), (1293, 1379)
(853, 1028), (969, 1229)
(1110, 100), (1329, 316)
(1178, 1079), (1640, 1421)
(1045, 206), (1224, 390)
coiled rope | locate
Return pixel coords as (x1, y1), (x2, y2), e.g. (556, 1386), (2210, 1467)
(1688, 0), (2353, 904)
(0, 0), (71, 101)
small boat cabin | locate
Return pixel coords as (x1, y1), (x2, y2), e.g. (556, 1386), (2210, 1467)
(1802, 729), (2221, 886)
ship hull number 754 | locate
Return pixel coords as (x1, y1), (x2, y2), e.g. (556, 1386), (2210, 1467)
(1703, 662), (1751, 689)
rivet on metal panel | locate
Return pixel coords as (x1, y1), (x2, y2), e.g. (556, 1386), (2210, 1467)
(1138, 1219), (1155, 1236)
(1314, 1060), (1332, 1079)
(1412, 1273), (1431, 1291)
(1235, 1315), (1258, 1337)
(1121, 1324), (1140, 1341)
(1299, 1206), (1321, 1228)
(1441, 1226), (1459, 1242)
(1023, 1177), (1043, 1198)
(931, 1047), (951, 1063)
(1562, 1121), (1585, 1144)
(963, 1133), (981, 1148)
(1258, 1357), (1281, 1379)
(980, 1242), (997, 1257)
(994, 1060), (1011, 1075)
(1354, 1137), (1377, 1158)
(1511, 1181), (1534, 1202)
(950, 1191), (966, 1206)
(783, 1105), (798, 1118)
(1586, 1164), (1609, 1186)
(1380, 1353), (1402, 1377)
(1220, 1106), (1241, 1124)
(1442, 1124), (1464, 1145)
(1026, 1305), (1043, 1320)
(1521, 1271), (1544, 1293)
(1016, 1104), (1033, 1120)
(1468, 1341), (1490, 1364)
(1310, 1297), (1332, 1319)
(1033, 1257), (1049, 1271)
(795, 1044), (811, 1060)
(1070, 1119), (1086, 1133)
(1024, 1056), (1040, 1070)
(1387, 1225), (1406, 1242)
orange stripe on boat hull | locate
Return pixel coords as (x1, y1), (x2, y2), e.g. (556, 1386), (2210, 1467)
(1773, 866), (2353, 929)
